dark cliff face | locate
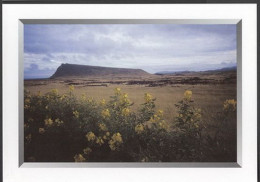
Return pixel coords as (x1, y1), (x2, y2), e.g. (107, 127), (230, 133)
(50, 63), (150, 78)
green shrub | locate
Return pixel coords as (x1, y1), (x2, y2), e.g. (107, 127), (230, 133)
(24, 87), (237, 162)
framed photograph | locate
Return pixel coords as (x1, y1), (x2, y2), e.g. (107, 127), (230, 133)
(2, 2), (258, 182)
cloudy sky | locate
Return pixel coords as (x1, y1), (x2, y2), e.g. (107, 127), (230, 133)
(24, 24), (236, 79)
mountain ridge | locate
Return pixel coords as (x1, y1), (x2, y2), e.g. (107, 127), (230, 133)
(155, 66), (237, 75)
(50, 63), (150, 78)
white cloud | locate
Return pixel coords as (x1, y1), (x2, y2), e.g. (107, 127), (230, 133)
(24, 24), (237, 77)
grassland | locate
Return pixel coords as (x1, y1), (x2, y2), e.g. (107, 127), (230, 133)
(24, 70), (237, 162)
(25, 70), (236, 124)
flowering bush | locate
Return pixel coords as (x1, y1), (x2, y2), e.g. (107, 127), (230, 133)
(204, 98), (237, 162)
(24, 87), (236, 162)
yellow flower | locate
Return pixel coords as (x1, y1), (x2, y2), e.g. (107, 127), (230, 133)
(98, 123), (108, 131)
(69, 85), (75, 92)
(122, 93), (128, 99)
(103, 135), (108, 140)
(119, 93), (130, 104)
(141, 157), (149, 162)
(86, 132), (96, 142)
(37, 91), (42, 96)
(157, 109), (164, 117)
(25, 134), (32, 142)
(88, 97), (94, 103)
(158, 120), (169, 130)
(112, 133), (123, 143)
(103, 132), (110, 140)
(83, 147), (92, 155)
(100, 99), (106, 106)
(96, 137), (104, 145)
(24, 123), (29, 129)
(60, 94), (66, 100)
(39, 128), (45, 134)
(44, 118), (53, 126)
(73, 111), (80, 118)
(194, 123), (199, 128)
(121, 97), (130, 105)
(223, 99), (237, 111)
(144, 93), (153, 103)
(114, 87), (121, 95)
(24, 98), (31, 109)
(122, 108), (130, 116)
(184, 90), (192, 101)
(109, 143), (116, 151)
(112, 102), (117, 107)
(149, 118), (155, 123)
(25, 98), (30, 104)
(54, 118), (64, 126)
(135, 124), (144, 134)
(74, 154), (85, 162)
(51, 89), (58, 95)
(149, 114), (160, 123)
(45, 105), (48, 110)
(194, 112), (201, 120)
(101, 109), (110, 118)
(81, 93), (87, 101)
(109, 133), (123, 151)
(25, 105), (30, 109)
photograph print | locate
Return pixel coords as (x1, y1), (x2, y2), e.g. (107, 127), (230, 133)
(23, 23), (237, 163)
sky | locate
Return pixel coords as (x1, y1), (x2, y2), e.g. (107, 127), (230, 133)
(24, 24), (237, 79)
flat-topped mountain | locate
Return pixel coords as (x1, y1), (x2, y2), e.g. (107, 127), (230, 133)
(50, 63), (150, 78)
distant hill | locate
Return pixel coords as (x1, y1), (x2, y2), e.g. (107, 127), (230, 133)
(205, 66), (237, 72)
(155, 71), (195, 75)
(50, 63), (150, 78)
(155, 66), (237, 75)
